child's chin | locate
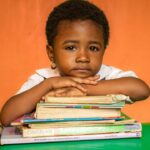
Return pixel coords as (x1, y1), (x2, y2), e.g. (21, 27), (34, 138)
(72, 73), (92, 78)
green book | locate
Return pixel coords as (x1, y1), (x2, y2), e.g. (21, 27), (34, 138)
(22, 122), (141, 138)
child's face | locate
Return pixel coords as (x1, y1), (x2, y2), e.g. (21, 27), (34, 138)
(49, 19), (105, 78)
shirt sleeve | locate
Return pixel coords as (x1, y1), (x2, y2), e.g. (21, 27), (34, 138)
(98, 65), (138, 80)
(16, 66), (137, 94)
(16, 73), (45, 95)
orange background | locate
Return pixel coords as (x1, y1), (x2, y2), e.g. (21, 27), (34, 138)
(0, 0), (149, 122)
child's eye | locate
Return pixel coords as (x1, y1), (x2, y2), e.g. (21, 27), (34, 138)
(65, 46), (76, 51)
(89, 46), (100, 52)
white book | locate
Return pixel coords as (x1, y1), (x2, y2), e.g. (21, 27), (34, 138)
(0, 127), (141, 145)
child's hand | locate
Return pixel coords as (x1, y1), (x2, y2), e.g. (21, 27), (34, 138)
(48, 75), (99, 92)
(44, 87), (87, 97)
(70, 75), (99, 85)
(43, 75), (99, 99)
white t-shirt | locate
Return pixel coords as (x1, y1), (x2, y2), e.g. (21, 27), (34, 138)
(16, 64), (137, 94)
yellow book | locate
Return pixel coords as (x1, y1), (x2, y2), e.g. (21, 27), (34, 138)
(44, 94), (130, 104)
(35, 107), (121, 119)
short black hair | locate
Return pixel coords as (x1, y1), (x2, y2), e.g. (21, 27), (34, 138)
(46, 0), (109, 49)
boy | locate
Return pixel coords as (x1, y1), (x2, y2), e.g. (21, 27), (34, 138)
(0, 0), (149, 126)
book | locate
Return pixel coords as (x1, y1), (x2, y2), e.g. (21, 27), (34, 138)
(11, 112), (133, 126)
(27, 120), (115, 128)
(27, 119), (136, 129)
(44, 94), (131, 104)
(22, 122), (141, 137)
(11, 113), (35, 126)
(0, 126), (141, 145)
(35, 107), (121, 119)
(21, 116), (123, 124)
(11, 112), (123, 125)
(35, 97), (125, 119)
(38, 101), (125, 108)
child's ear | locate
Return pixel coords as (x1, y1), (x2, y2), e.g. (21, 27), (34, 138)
(46, 45), (56, 69)
(46, 45), (54, 62)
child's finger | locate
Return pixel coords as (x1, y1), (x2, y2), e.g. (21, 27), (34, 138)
(43, 91), (56, 99)
(55, 93), (65, 97)
(82, 79), (98, 85)
(71, 77), (98, 85)
(42, 96), (45, 100)
(70, 81), (87, 92)
(55, 88), (67, 94)
(52, 77), (87, 92)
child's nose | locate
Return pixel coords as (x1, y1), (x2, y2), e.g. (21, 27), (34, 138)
(76, 49), (90, 63)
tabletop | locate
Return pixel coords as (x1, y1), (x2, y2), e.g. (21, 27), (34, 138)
(0, 124), (150, 150)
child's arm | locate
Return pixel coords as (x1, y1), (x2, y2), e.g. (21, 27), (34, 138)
(43, 77), (149, 101)
(0, 76), (97, 126)
(84, 77), (149, 101)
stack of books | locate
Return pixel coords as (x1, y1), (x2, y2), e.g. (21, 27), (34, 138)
(0, 95), (142, 145)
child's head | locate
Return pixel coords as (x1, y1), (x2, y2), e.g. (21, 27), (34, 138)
(46, 0), (109, 48)
(46, 0), (110, 78)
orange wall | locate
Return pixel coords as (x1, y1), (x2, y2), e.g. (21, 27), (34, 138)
(0, 0), (150, 122)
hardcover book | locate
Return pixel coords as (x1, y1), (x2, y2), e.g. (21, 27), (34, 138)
(11, 113), (124, 125)
(44, 94), (130, 104)
(38, 101), (125, 108)
(0, 126), (141, 145)
(21, 122), (141, 137)
(35, 107), (121, 119)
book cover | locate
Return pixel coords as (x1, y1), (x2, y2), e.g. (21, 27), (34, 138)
(11, 112), (124, 125)
(28, 119), (136, 129)
(22, 122), (142, 137)
(11, 113), (35, 126)
(35, 107), (121, 119)
(44, 94), (130, 104)
(21, 116), (123, 124)
(38, 101), (125, 109)
(28, 120), (115, 129)
(0, 127), (141, 145)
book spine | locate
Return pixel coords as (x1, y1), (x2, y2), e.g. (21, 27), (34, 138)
(45, 95), (128, 103)
(45, 97), (116, 104)
(39, 101), (125, 108)
(1, 132), (141, 145)
(39, 105), (123, 109)
(23, 123), (141, 137)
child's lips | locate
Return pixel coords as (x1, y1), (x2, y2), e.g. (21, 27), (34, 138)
(72, 68), (91, 74)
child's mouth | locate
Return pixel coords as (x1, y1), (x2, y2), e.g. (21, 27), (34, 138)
(71, 68), (92, 76)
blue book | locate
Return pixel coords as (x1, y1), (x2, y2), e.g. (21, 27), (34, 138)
(21, 116), (124, 124)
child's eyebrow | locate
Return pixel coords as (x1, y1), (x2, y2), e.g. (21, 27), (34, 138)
(63, 40), (102, 46)
(63, 40), (79, 45)
(88, 41), (102, 46)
